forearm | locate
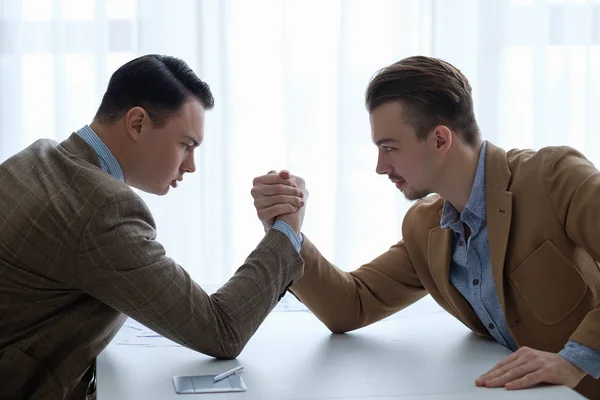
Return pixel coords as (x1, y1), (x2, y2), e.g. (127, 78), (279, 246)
(292, 236), (426, 334)
(291, 236), (365, 333)
(80, 214), (303, 358)
(202, 229), (304, 356)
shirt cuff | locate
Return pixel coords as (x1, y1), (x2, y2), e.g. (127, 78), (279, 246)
(558, 340), (600, 379)
(272, 220), (303, 253)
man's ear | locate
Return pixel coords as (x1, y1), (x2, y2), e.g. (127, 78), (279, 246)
(124, 107), (149, 141)
(431, 125), (452, 155)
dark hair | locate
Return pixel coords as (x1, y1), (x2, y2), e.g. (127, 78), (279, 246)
(94, 54), (214, 126)
(365, 56), (479, 147)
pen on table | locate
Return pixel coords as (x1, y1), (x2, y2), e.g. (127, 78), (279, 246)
(213, 365), (244, 383)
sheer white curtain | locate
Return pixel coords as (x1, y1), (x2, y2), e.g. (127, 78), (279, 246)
(1, 0), (599, 286)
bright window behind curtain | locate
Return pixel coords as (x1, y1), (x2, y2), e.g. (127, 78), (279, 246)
(1, 0), (599, 288)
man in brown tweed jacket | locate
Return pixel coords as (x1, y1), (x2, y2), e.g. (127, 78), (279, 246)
(0, 55), (306, 400)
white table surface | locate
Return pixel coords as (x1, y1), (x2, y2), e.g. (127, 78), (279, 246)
(97, 296), (582, 399)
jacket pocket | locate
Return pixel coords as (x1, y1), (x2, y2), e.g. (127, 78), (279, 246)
(0, 346), (63, 399)
(509, 239), (587, 325)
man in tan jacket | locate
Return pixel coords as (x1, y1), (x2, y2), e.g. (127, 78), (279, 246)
(251, 56), (600, 399)
(0, 54), (307, 399)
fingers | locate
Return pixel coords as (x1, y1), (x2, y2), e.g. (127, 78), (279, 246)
(478, 358), (523, 382)
(491, 351), (520, 370)
(252, 170), (306, 224)
(476, 355), (519, 386)
(276, 170), (304, 187)
(255, 194), (304, 210)
(505, 370), (546, 390)
(253, 174), (297, 188)
(475, 347), (578, 391)
(476, 346), (534, 386)
(257, 203), (298, 222)
(252, 183), (304, 199)
(482, 361), (538, 388)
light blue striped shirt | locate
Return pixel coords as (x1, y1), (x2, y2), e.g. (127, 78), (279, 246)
(76, 125), (124, 182)
(441, 141), (600, 379)
(75, 125), (303, 253)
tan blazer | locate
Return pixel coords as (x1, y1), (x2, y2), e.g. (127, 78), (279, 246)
(0, 134), (304, 399)
(291, 142), (600, 399)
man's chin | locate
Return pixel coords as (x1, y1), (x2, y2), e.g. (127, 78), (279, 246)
(157, 186), (170, 196)
(130, 183), (170, 196)
(401, 188), (430, 202)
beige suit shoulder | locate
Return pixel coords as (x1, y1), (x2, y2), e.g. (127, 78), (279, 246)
(505, 145), (584, 169)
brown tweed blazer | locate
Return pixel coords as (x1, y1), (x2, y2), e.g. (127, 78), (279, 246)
(0, 134), (304, 399)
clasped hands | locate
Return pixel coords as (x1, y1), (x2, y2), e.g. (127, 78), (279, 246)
(251, 170), (308, 236)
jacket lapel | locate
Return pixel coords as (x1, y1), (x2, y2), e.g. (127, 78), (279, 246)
(428, 225), (486, 334)
(484, 142), (513, 313)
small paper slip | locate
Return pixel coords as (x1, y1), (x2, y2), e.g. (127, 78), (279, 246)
(173, 374), (247, 394)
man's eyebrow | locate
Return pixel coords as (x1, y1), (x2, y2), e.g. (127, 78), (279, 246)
(375, 138), (398, 146)
(184, 135), (200, 147)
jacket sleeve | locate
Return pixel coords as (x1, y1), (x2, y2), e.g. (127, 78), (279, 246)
(544, 146), (600, 353)
(76, 193), (304, 359)
(291, 235), (426, 334)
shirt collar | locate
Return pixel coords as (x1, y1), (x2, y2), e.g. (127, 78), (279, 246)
(75, 125), (125, 183)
